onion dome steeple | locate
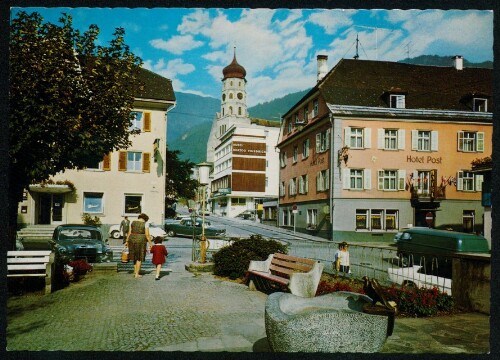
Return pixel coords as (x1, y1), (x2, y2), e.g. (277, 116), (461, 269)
(222, 47), (246, 80)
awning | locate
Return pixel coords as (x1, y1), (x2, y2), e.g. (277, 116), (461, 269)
(29, 184), (73, 194)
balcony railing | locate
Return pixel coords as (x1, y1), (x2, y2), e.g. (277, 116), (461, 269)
(410, 185), (446, 201)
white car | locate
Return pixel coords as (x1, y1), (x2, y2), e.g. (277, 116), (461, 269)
(387, 265), (452, 295)
(108, 223), (167, 239)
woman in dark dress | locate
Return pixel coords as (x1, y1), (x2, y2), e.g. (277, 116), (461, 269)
(125, 213), (152, 278)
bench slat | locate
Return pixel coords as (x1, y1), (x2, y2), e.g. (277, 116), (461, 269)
(8, 264), (47, 271)
(8, 250), (52, 257)
(8, 256), (51, 264)
(273, 253), (317, 265)
(271, 258), (313, 272)
(248, 270), (289, 285)
(7, 273), (47, 277)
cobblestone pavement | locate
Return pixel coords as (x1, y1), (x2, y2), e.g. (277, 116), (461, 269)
(6, 238), (492, 354)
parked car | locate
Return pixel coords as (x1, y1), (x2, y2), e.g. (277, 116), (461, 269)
(164, 218), (226, 238)
(164, 215), (191, 228)
(236, 210), (255, 220)
(387, 265), (452, 295)
(50, 224), (113, 263)
(109, 223), (167, 239)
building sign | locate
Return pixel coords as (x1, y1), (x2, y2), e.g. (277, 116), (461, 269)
(232, 141), (266, 156)
(407, 155), (442, 164)
(218, 188), (231, 195)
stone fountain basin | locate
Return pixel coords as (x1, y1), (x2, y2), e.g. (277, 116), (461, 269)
(265, 291), (390, 353)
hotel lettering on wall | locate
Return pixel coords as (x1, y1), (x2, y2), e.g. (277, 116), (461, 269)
(406, 155), (442, 164)
(232, 141), (266, 156)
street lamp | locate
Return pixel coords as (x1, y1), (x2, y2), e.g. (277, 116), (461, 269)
(197, 162), (211, 264)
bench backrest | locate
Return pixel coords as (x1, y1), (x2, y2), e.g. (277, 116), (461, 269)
(7, 251), (54, 272)
(269, 253), (317, 278)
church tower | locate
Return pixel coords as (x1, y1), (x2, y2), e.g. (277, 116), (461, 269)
(221, 47), (247, 120)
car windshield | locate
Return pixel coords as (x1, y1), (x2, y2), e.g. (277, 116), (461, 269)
(58, 229), (101, 241)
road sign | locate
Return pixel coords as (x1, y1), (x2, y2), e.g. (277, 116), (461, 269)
(425, 212), (433, 225)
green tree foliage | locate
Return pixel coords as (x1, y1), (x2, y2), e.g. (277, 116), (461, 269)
(165, 148), (198, 206)
(9, 11), (142, 247)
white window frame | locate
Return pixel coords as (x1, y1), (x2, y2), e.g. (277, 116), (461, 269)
(370, 209), (384, 230)
(83, 192), (104, 214)
(127, 151), (142, 172)
(298, 174), (309, 194)
(316, 170), (330, 191)
(346, 127), (371, 149)
(289, 178), (297, 196)
(390, 94), (406, 108)
(307, 209), (318, 227)
(457, 171), (483, 192)
(279, 181), (286, 197)
(315, 129), (331, 153)
(302, 139), (310, 159)
(313, 99), (319, 117)
(378, 170), (405, 191)
(356, 209), (369, 230)
(458, 131), (484, 152)
(280, 151), (287, 167)
(473, 98), (488, 112)
(124, 193), (143, 215)
(385, 210), (399, 230)
(287, 120), (292, 133)
(411, 130), (438, 151)
(129, 112), (143, 131)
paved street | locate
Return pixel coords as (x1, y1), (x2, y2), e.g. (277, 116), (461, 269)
(6, 235), (492, 354)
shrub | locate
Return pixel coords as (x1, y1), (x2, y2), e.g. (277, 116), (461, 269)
(82, 213), (101, 226)
(213, 235), (288, 279)
(316, 276), (365, 296)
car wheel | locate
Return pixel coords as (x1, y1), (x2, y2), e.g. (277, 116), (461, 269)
(167, 230), (176, 237)
(111, 230), (121, 239)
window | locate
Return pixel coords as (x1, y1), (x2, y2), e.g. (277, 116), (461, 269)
(293, 145), (298, 163)
(127, 152), (142, 172)
(238, 107), (242, 115)
(343, 169), (371, 190)
(356, 209), (368, 230)
(287, 120), (292, 133)
(458, 131), (484, 152)
(457, 171), (483, 192)
(473, 98), (487, 112)
(316, 170), (329, 191)
(411, 130), (438, 151)
(386, 210), (398, 230)
(313, 99), (319, 117)
(302, 139), (310, 159)
(124, 194), (142, 214)
(315, 129), (331, 153)
(280, 182), (286, 197)
(307, 209), (318, 228)
(345, 127), (371, 149)
(280, 151), (287, 167)
(130, 112), (143, 130)
(378, 170), (405, 191)
(371, 209), (383, 230)
(289, 178), (297, 196)
(83, 192), (103, 214)
(303, 107), (308, 121)
(390, 94), (405, 108)
(283, 210), (288, 226)
(232, 197), (246, 206)
(219, 124), (226, 136)
(415, 170), (431, 194)
(298, 175), (308, 194)
(463, 210), (475, 233)
(294, 113), (301, 124)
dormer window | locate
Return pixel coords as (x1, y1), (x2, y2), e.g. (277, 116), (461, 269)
(473, 98), (488, 112)
(390, 94), (406, 109)
(287, 119), (292, 133)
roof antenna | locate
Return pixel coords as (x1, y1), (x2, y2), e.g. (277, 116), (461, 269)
(354, 34), (359, 60)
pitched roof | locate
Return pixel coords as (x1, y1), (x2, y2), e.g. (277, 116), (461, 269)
(136, 67), (176, 102)
(319, 59), (492, 111)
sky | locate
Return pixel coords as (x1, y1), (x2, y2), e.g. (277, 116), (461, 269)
(11, 7), (494, 107)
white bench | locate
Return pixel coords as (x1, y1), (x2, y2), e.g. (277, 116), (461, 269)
(247, 253), (324, 298)
(7, 250), (55, 295)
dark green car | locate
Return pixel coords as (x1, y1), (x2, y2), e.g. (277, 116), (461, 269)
(164, 218), (225, 238)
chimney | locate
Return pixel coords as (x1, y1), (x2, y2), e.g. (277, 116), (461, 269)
(453, 55), (464, 70)
(317, 55), (328, 82)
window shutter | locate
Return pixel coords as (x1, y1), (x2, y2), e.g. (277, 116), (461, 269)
(364, 169), (372, 190)
(344, 127), (350, 147)
(298, 176), (304, 194)
(142, 152), (151, 173)
(378, 170), (384, 190)
(343, 169), (350, 189)
(325, 170), (330, 190)
(411, 130), (418, 150)
(364, 128), (371, 148)
(475, 175), (484, 192)
(398, 129), (405, 150)
(457, 171), (464, 191)
(103, 153), (111, 171)
(143, 112), (151, 132)
(378, 129), (385, 149)
(457, 131), (464, 151)
(398, 170), (406, 190)
(476, 132), (485, 152)
(118, 151), (127, 171)
(316, 172), (321, 191)
(305, 175), (309, 194)
(431, 131), (438, 151)
(316, 133), (321, 153)
(326, 129), (331, 150)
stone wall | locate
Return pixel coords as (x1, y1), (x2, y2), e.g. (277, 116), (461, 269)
(452, 254), (490, 314)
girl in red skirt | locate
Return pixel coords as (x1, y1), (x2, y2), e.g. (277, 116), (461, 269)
(150, 236), (168, 280)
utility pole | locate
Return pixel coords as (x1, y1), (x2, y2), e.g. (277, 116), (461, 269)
(354, 34), (359, 60)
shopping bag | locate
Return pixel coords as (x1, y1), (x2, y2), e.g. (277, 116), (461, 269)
(121, 247), (129, 263)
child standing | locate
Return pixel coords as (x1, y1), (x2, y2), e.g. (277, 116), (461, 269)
(150, 236), (168, 280)
(334, 241), (350, 275)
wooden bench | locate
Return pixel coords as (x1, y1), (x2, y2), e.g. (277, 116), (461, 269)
(247, 253), (324, 298)
(7, 250), (55, 295)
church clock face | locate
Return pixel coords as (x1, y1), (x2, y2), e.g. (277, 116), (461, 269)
(237, 92), (243, 100)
